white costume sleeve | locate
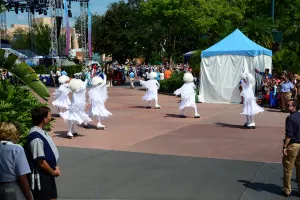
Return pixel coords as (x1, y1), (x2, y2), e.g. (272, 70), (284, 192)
(174, 86), (183, 96)
(139, 80), (148, 88)
(156, 80), (160, 89)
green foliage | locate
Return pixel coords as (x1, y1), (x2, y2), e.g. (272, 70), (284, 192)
(189, 50), (201, 74)
(77, 0), (300, 69)
(32, 65), (48, 74)
(11, 28), (30, 50)
(63, 65), (83, 77)
(272, 48), (300, 74)
(159, 71), (184, 93)
(0, 80), (52, 146)
(35, 23), (51, 55)
(0, 49), (50, 101)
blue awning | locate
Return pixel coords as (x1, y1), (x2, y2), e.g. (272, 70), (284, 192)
(201, 29), (272, 58)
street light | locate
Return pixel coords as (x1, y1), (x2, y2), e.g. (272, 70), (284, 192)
(271, 0), (275, 22)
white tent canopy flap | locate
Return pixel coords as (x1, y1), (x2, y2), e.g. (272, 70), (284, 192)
(199, 29), (272, 104)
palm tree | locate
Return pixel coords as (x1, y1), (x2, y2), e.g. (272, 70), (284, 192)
(0, 49), (50, 101)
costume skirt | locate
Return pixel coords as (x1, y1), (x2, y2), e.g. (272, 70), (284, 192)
(240, 98), (264, 116)
(52, 96), (71, 109)
(60, 104), (92, 125)
(89, 101), (112, 118)
(179, 96), (195, 110)
(142, 90), (157, 101)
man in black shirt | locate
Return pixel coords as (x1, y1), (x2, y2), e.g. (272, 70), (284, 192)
(282, 99), (300, 197)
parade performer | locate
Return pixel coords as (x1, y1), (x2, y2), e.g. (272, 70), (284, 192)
(60, 79), (92, 138)
(240, 71), (264, 129)
(174, 72), (200, 118)
(52, 75), (71, 114)
(87, 77), (112, 130)
(84, 67), (92, 86)
(140, 71), (161, 109)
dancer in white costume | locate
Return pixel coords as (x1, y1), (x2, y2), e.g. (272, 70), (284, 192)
(88, 77), (112, 130)
(240, 72), (264, 129)
(60, 79), (92, 138)
(140, 72), (161, 109)
(52, 75), (71, 114)
(174, 72), (200, 118)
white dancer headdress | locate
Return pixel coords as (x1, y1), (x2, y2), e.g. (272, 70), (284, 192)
(183, 72), (194, 83)
(58, 75), (70, 84)
(149, 72), (157, 80)
(241, 72), (255, 87)
(91, 76), (104, 86)
(69, 79), (84, 92)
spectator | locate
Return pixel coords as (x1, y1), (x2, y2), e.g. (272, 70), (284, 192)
(255, 68), (272, 91)
(129, 70), (135, 89)
(0, 122), (33, 200)
(60, 68), (67, 76)
(281, 74), (294, 112)
(24, 106), (60, 200)
(282, 99), (300, 197)
(164, 67), (172, 79)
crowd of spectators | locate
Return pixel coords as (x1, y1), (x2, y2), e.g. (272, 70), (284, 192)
(253, 68), (300, 112)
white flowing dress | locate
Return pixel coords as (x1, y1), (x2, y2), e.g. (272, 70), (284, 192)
(174, 82), (196, 110)
(140, 79), (160, 101)
(52, 84), (71, 109)
(240, 80), (264, 116)
(88, 83), (112, 119)
(60, 83), (92, 125)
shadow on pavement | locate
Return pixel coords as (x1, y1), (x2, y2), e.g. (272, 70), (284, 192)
(128, 106), (148, 109)
(215, 122), (245, 129)
(238, 180), (283, 196)
(266, 109), (283, 113)
(53, 131), (85, 139)
(164, 114), (182, 118)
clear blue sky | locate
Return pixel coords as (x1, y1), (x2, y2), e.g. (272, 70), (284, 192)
(6, 0), (121, 28)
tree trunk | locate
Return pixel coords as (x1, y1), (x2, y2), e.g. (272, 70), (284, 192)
(169, 54), (173, 70)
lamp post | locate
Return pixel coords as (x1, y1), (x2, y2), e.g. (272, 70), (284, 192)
(271, 0), (275, 21)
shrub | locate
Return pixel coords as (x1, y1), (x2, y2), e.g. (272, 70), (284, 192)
(159, 71), (184, 93)
(32, 65), (47, 74)
(0, 80), (53, 146)
(63, 65), (83, 77)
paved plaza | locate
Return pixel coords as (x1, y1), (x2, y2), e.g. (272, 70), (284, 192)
(45, 85), (298, 200)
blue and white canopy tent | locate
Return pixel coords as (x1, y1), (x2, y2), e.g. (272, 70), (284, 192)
(199, 29), (272, 104)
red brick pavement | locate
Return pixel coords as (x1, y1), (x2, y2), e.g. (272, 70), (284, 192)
(45, 87), (287, 163)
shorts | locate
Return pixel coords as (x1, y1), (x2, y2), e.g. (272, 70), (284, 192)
(32, 171), (57, 200)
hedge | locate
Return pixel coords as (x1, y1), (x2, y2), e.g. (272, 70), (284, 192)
(159, 71), (184, 93)
(0, 80), (53, 145)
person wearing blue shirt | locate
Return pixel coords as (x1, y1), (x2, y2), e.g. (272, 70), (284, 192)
(129, 70), (135, 89)
(0, 122), (33, 200)
(156, 71), (160, 81)
(281, 74), (294, 112)
(60, 69), (67, 76)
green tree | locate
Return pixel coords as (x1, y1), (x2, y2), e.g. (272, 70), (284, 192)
(11, 28), (30, 50)
(35, 23), (51, 55)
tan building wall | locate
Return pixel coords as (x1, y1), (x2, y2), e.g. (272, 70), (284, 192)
(34, 17), (51, 26)
(7, 24), (29, 36)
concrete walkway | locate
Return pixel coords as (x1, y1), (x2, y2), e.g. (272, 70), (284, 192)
(45, 86), (296, 199)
